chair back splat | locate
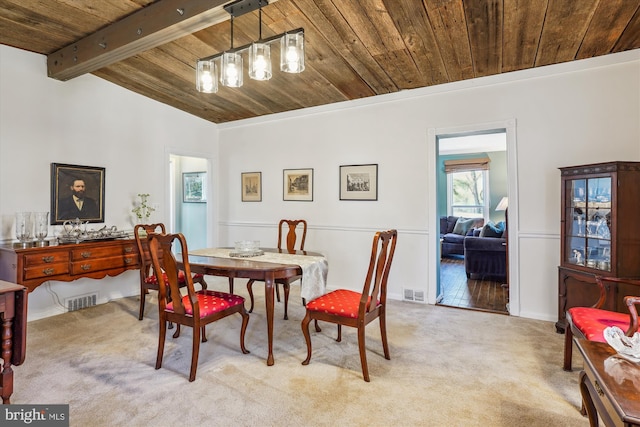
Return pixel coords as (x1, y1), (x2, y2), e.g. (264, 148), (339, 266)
(148, 232), (249, 382)
(301, 229), (398, 382)
(278, 219), (307, 253)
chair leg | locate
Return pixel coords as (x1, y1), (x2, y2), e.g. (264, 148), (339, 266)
(227, 277), (233, 294)
(189, 325), (201, 382)
(563, 326), (574, 371)
(275, 283), (281, 302)
(301, 313), (313, 365)
(172, 324), (181, 339)
(380, 311), (390, 360)
(198, 277), (208, 291)
(156, 319), (167, 370)
(336, 324), (342, 342)
(283, 283), (290, 320)
(357, 325), (370, 382)
(239, 308), (250, 354)
(138, 287), (148, 320)
(201, 326), (207, 342)
(246, 280), (255, 313)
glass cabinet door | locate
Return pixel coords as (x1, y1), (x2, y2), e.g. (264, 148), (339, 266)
(565, 177), (611, 271)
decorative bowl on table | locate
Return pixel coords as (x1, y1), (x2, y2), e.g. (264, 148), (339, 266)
(603, 326), (640, 363)
(230, 240), (263, 257)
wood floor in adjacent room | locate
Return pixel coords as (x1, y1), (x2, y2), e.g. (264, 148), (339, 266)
(438, 256), (509, 314)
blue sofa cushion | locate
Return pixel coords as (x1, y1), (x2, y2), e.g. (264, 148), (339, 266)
(452, 217), (476, 235)
(479, 221), (505, 238)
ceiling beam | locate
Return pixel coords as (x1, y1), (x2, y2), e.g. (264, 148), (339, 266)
(47, 0), (267, 81)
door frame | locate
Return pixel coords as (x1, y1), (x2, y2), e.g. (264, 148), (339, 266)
(427, 119), (520, 316)
(165, 147), (216, 248)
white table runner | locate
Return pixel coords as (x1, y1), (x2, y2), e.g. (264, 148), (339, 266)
(189, 248), (328, 301)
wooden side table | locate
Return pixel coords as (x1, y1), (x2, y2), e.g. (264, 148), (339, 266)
(0, 280), (27, 404)
(575, 339), (640, 427)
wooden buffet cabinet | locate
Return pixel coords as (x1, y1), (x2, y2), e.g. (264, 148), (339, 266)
(556, 161), (640, 333)
(0, 238), (139, 293)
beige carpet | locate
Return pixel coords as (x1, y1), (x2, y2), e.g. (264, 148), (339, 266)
(15, 277), (588, 426)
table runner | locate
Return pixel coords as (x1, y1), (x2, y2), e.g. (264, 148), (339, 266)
(189, 248), (328, 301)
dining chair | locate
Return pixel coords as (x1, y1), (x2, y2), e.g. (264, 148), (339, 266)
(148, 232), (250, 382)
(246, 219), (307, 320)
(563, 276), (640, 371)
(301, 229), (397, 382)
(134, 223), (208, 321)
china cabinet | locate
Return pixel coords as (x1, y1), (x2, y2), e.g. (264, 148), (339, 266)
(556, 161), (640, 333)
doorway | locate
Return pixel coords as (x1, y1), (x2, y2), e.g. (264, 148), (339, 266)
(429, 123), (517, 315)
(168, 153), (211, 250)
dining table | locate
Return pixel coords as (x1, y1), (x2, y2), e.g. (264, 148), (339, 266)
(180, 247), (328, 366)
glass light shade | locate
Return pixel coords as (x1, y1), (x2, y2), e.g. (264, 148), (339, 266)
(249, 43), (272, 81)
(196, 59), (218, 93)
(221, 52), (243, 87)
(280, 32), (305, 73)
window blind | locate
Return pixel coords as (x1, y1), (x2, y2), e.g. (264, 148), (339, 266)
(444, 157), (490, 173)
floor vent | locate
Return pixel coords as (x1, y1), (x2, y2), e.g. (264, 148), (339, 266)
(403, 288), (415, 301)
(65, 293), (98, 312)
(403, 289), (425, 303)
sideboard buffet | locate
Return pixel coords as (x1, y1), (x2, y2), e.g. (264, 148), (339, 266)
(556, 161), (640, 333)
(0, 239), (139, 293)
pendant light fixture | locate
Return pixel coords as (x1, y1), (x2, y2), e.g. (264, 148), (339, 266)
(249, 6), (272, 81)
(196, 0), (304, 94)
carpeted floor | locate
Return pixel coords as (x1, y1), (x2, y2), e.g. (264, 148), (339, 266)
(14, 277), (588, 426)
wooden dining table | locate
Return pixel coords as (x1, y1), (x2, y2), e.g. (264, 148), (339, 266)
(179, 248), (327, 366)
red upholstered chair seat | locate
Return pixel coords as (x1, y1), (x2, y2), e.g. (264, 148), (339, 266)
(144, 270), (204, 285)
(306, 289), (375, 318)
(166, 290), (245, 317)
(568, 307), (631, 342)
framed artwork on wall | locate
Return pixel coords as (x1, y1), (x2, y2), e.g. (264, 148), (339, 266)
(283, 168), (313, 201)
(183, 171), (206, 203)
(340, 164), (378, 201)
(51, 163), (105, 224)
(241, 172), (262, 202)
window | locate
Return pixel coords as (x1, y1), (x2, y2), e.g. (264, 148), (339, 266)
(444, 157), (490, 220)
(447, 169), (489, 219)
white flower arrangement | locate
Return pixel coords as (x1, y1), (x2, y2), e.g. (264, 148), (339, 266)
(132, 193), (155, 221)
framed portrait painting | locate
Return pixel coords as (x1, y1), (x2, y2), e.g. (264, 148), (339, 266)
(283, 168), (313, 201)
(340, 164), (378, 201)
(241, 172), (262, 202)
(183, 172), (206, 203)
(51, 163), (105, 225)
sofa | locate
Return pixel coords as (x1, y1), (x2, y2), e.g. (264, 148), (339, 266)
(464, 221), (507, 281)
(440, 216), (483, 257)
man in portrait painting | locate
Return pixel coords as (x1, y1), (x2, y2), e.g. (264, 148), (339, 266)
(58, 178), (100, 220)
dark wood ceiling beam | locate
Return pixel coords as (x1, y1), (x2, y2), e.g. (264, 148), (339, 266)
(46, 0), (233, 81)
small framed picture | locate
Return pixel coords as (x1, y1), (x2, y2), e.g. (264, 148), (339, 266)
(340, 164), (378, 201)
(283, 168), (313, 201)
(51, 163), (106, 224)
(241, 172), (262, 202)
(183, 172), (206, 203)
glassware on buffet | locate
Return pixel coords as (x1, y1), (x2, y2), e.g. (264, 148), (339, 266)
(34, 211), (50, 247)
(15, 212), (34, 248)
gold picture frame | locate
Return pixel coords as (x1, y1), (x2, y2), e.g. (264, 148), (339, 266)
(241, 172), (262, 202)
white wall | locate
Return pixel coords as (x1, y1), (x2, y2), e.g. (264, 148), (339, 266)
(2, 43), (639, 323)
(0, 45), (219, 320)
(218, 50), (640, 321)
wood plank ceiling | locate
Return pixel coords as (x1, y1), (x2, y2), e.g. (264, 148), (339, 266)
(1, 0), (639, 124)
